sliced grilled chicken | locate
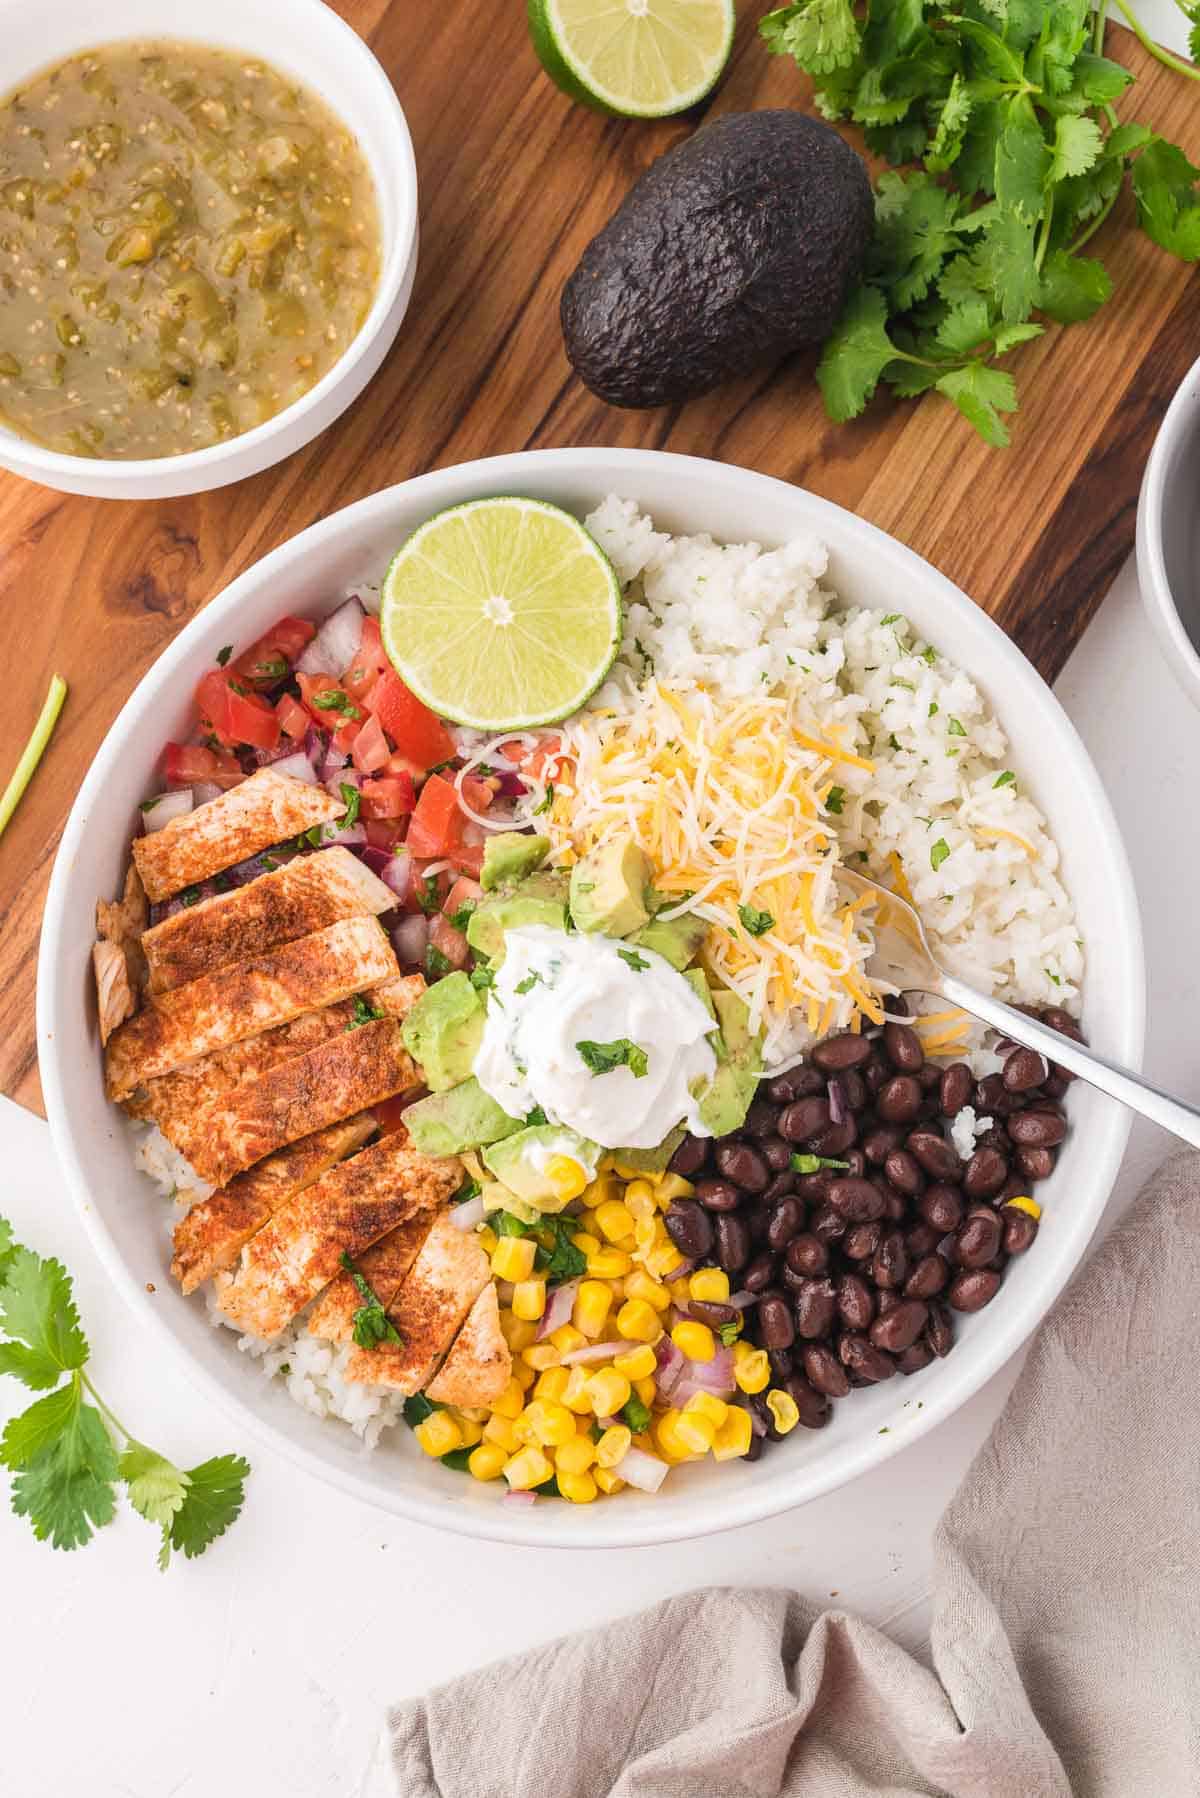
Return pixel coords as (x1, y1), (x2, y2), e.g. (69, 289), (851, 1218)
(170, 1115), (376, 1295)
(131, 767), (343, 902)
(96, 862), (149, 999)
(214, 1136), (461, 1338)
(142, 847), (396, 993)
(306, 1209), (436, 1343)
(425, 1282), (511, 1408)
(105, 915), (398, 1100)
(92, 939), (136, 1046)
(182, 1015), (420, 1189)
(343, 1211), (490, 1393)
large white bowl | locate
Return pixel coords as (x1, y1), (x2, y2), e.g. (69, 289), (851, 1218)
(1137, 352), (1200, 710)
(38, 450), (1144, 1547)
(0, 0), (418, 500)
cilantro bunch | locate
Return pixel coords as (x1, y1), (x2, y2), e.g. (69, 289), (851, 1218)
(761, 0), (1200, 444)
(0, 1218), (249, 1567)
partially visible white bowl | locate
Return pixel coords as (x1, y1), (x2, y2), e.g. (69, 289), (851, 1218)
(38, 450), (1144, 1547)
(0, 0), (418, 500)
(1138, 352), (1200, 710)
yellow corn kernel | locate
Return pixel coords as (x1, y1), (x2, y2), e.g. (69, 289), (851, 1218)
(492, 1377), (525, 1420)
(613, 1343), (657, 1381)
(512, 1279), (547, 1322)
(645, 1241), (686, 1279)
(534, 1365), (570, 1403)
(500, 1313), (538, 1353)
(586, 1248), (633, 1278)
(413, 1412), (463, 1458)
(467, 1441), (508, 1481)
(524, 1398), (576, 1448)
(1006, 1194), (1042, 1219)
(624, 1269), (670, 1312)
(672, 1320), (716, 1362)
(482, 1413), (520, 1453)
(573, 1230), (602, 1255)
(655, 1173), (695, 1203)
(616, 1298), (662, 1343)
(562, 1366), (594, 1413)
(734, 1344), (770, 1394)
(654, 1409), (700, 1464)
(683, 1391), (728, 1428)
(766, 1388), (800, 1435)
(675, 1410), (717, 1454)
(503, 1447), (553, 1491)
(633, 1215), (659, 1253)
(594, 1467), (626, 1495)
(513, 1360), (537, 1392)
(667, 1276), (693, 1306)
(522, 1342), (561, 1372)
(595, 1198), (636, 1244)
(550, 1324), (587, 1356)
(611, 1160), (651, 1182)
(588, 1368), (633, 1418)
(573, 1279), (613, 1339)
(458, 1405), (489, 1424)
(689, 1268), (730, 1304)
(491, 1235), (536, 1282)
(624, 1178), (657, 1216)
(712, 1406), (754, 1461)
(558, 1469), (599, 1504)
(544, 1154), (589, 1201)
(452, 1414), (485, 1448)
(478, 1225), (498, 1254)
(555, 1434), (596, 1475)
(511, 1414), (537, 1445)
(595, 1423), (632, 1468)
(585, 1174), (621, 1209)
(634, 1375), (657, 1409)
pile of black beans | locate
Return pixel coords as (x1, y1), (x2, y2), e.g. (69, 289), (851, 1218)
(664, 1002), (1083, 1457)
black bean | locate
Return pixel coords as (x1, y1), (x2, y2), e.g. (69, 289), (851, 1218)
(812, 1032), (872, 1073)
(785, 1233), (828, 1277)
(743, 1429), (764, 1463)
(948, 1268), (1002, 1312)
(802, 1342), (851, 1398)
(795, 1170), (834, 1203)
(1043, 1070), (1072, 1099)
(1002, 1206), (1040, 1255)
(963, 1146), (1009, 1201)
(1003, 1046), (1049, 1092)
(876, 1288), (901, 1316)
(695, 1177), (742, 1212)
(767, 1347), (794, 1381)
(937, 1232), (960, 1266)
(757, 1293), (795, 1349)
(1016, 1145), (1055, 1182)
(668, 1133), (709, 1178)
(836, 1272), (875, 1331)
(925, 1303), (955, 1357)
(877, 1074), (923, 1124)
(862, 1124), (905, 1165)
(810, 1205), (847, 1245)
(761, 1136), (794, 1173)
(1042, 1005), (1083, 1042)
(904, 1253), (948, 1300)
(744, 1098), (782, 1140)
(784, 1374), (831, 1429)
(918, 1063), (943, 1092)
(837, 1333), (896, 1383)
(883, 1021), (924, 1072)
(974, 1071), (1020, 1118)
(882, 1185), (908, 1223)
(918, 1183), (963, 1232)
(996, 1173), (1028, 1206)
(864, 1058), (890, 1097)
(689, 1299), (738, 1328)
(714, 1212), (751, 1273)
(714, 1142), (770, 1193)
(760, 1171), (797, 1206)
(870, 1298), (929, 1353)
(872, 1229), (909, 1290)
(839, 1069), (868, 1112)
(905, 1222), (939, 1259)
(793, 1276), (837, 1339)
(940, 1062), (973, 1117)
(664, 1200), (713, 1259)
(827, 1176), (886, 1223)
(884, 1147), (924, 1196)
(974, 1125), (1011, 1155)
(766, 1196), (803, 1251)
(766, 1066), (825, 1105)
(907, 1129), (963, 1182)
(807, 1117), (859, 1157)
(896, 1340), (934, 1375)
(1007, 1109), (1067, 1148)
(779, 1097), (831, 1143)
(956, 1206), (1003, 1269)
(843, 1148), (867, 1178)
(743, 1252), (778, 1293)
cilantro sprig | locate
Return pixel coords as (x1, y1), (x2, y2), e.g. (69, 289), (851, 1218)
(762, 0), (1200, 444)
(576, 1038), (650, 1078)
(0, 1220), (248, 1567)
(339, 1250), (403, 1350)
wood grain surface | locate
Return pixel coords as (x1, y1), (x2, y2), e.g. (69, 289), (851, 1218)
(1, 3), (1197, 1114)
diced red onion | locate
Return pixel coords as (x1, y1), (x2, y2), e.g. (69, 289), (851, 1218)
(391, 913), (429, 966)
(611, 1446), (669, 1494)
(495, 769), (528, 799)
(558, 1340), (625, 1367)
(193, 780), (224, 807)
(320, 821), (366, 850)
(295, 597), (365, 678)
(671, 1346), (735, 1405)
(325, 767), (361, 801)
(254, 739), (305, 768)
(827, 1077), (846, 1125)
(379, 852), (414, 905)
(536, 1278), (580, 1340)
(727, 1290), (756, 1311)
(140, 789), (193, 833)
(501, 1489), (538, 1508)
(654, 1335), (686, 1399)
(449, 1195), (486, 1231)
(269, 750), (319, 786)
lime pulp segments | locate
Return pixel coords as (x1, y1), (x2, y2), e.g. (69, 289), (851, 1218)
(528, 0), (735, 119)
(380, 497), (624, 731)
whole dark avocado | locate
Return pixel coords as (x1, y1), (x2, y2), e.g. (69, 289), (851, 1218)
(562, 111), (873, 409)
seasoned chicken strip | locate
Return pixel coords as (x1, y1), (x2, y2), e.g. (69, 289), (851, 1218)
(214, 1137), (460, 1338)
(426, 1282), (511, 1408)
(306, 1208), (436, 1343)
(96, 862), (149, 996)
(186, 1015), (420, 1189)
(105, 916), (398, 1100)
(131, 768), (344, 902)
(170, 1115), (376, 1295)
(343, 1210), (490, 1393)
(142, 847), (396, 993)
(92, 940), (136, 1047)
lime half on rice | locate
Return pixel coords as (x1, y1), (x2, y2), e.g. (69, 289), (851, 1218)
(379, 496), (624, 731)
(528, 0), (735, 120)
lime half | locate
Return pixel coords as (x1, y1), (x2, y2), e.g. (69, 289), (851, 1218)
(528, 0), (735, 119)
(380, 497), (623, 731)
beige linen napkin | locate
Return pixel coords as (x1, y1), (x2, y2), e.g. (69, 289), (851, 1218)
(390, 1151), (1200, 1797)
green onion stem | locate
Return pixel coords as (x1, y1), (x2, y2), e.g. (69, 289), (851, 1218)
(0, 672), (67, 841)
(1108, 0), (1200, 81)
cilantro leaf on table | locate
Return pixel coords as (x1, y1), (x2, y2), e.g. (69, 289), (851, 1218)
(1131, 138), (1200, 260)
(11, 1398), (118, 1551)
(0, 1248), (88, 1389)
(760, 0), (860, 74)
(816, 285), (899, 422)
(162, 1455), (251, 1569)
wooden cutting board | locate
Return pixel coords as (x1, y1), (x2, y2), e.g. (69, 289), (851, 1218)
(1, 3), (1197, 1115)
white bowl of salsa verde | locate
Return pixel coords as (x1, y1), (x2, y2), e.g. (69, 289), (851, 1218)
(0, 0), (417, 499)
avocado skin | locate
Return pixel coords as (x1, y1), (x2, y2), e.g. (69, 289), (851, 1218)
(562, 111), (873, 409)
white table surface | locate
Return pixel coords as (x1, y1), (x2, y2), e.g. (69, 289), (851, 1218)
(3, 9), (1196, 1786)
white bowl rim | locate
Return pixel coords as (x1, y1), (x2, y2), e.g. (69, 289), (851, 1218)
(0, 0), (418, 485)
(1137, 350), (1200, 709)
(38, 447), (1145, 1548)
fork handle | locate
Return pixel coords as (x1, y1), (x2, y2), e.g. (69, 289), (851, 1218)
(936, 974), (1200, 1151)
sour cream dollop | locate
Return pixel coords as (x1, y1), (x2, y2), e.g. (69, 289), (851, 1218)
(472, 925), (718, 1150)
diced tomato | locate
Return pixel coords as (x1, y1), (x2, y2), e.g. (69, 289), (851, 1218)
(372, 1094), (413, 1138)
(230, 616), (316, 690)
(332, 717), (362, 756)
(450, 822), (486, 878)
(351, 711), (389, 775)
(341, 616), (390, 705)
(195, 670), (280, 753)
(364, 818), (404, 851)
(366, 670), (455, 771)
(384, 750), (427, 783)
(428, 911), (470, 971)
(460, 774), (495, 813)
(404, 773), (462, 859)
(443, 875), (483, 924)
(358, 772), (416, 821)
(499, 733), (564, 780)
(275, 693), (310, 740)
(296, 671), (363, 728)
(408, 860), (451, 912)
(163, 741), (243, 789)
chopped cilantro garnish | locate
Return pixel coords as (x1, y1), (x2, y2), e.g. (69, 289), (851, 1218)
(928, 702), (939, 718)
(425, 945), (453, 979)
(514, 971), (543, 995)
(930, 839), (951, 872)
(825, 786), (845, 815)
(311, 690), (361, 719)
(717, 1320), (741, 1347)
(469, 965), (494, 991)
(179, 887), (200, 908)
(946, 717), (967, 738)
(252, 654), (289, 683)
(576, 1038), (649, 1078)
(402, 1394), (439, 1427)
(339, 1250), (402, 1349)
(994, 770), (1016, 789)
(888, 733), (901, 751)
(426, 758), (456, 777)
(448, 899), (477, 931)
(494, 1211), (535, 1239)
(417, 874), (442, 914)
(451, 1176), (481, 1207)
(538, 1216), (586, 1285)
(339, 782), (361, 829)
(533, 783), (554, 816)
(440, 1447), (474, 1472)
(618, 947), (651, 972)
(346, 995), (384, 1031)
(880, 613), (900, 626)
(215, 645), (233, 667)
(525, 1106), (548, 1126)
(738, 903), (775, 937)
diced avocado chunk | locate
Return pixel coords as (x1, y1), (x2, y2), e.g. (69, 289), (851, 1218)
(628, 910), (708, 970)
(484, 1124), (600, 1207)
(480, 832), (550, 892)
(400, 972), (485, 1094)
(697, 988), (764, 1137)
(682, 966), (717, 1020)
(466, 870), (570, 960)
(570, 838), (651, 937)
(609, 1126), (685, 1176)
(403, 1079), (523, 1157)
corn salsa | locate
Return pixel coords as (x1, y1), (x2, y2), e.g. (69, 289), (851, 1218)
(0, 41), (381, 459)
